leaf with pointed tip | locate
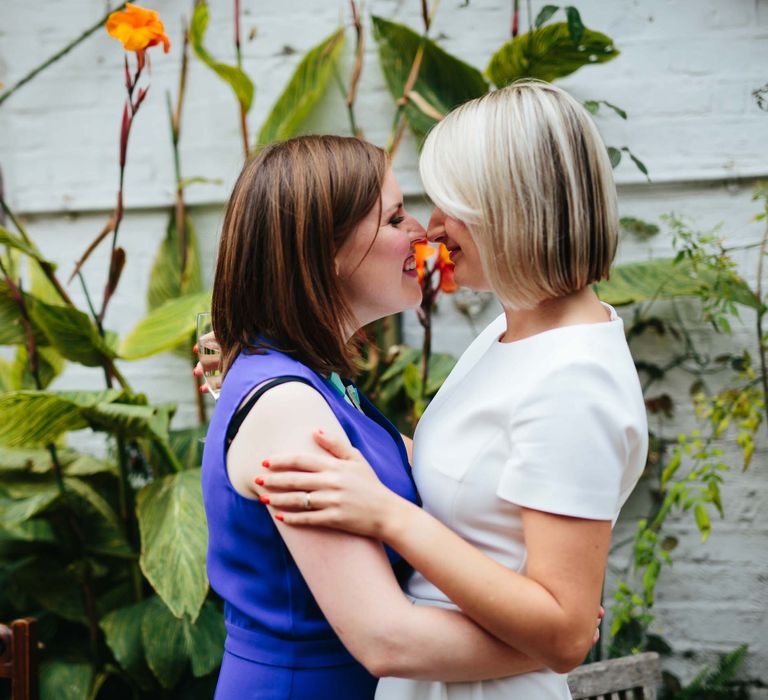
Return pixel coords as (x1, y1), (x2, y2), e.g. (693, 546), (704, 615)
(486, 23), (619, 87)
(0, 479), (60, 526)
(100, 598), (156, 689)
(257, 28), (345, 145)
(139, 597), (225, 687)
(372, 16), (488, 143)
(0, 284), (46, 346)
(190, 3), (255, 112)
(26, 296), (114, 366)
(119, 291), (211, 360)
(137, 469), (208, 620)
(39, 660), (93, 700)
(596, 258), (758, 309)
(535, 4), (560, 28)
(0, 225), (52, 265)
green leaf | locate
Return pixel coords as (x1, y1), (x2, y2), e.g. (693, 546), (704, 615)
(595, 258), (758, 309)
(565, 6), (585, 44)
(486, 22), (619, 87)
(0, 390), (172, 447)
(64, 476), (131, 557)
(0, 225), (52, 265)
(148, 211), (203, 312)
(0, 447), (114, 476)
(137, 469), (208, 620)
(0, 479), (60, 526)
(119, 291), (211, 360)
(694, 503), (711, 542)
(26, 296), (114, 366)
(257, 28), (345, 145)
(0, 284), (46, 346)
(139, 597), (225, 688)
(12, 344), (64, 390)
(372, 16), (489, 142)
(425, 352), (458, 395)
(535, 5), (560, 28)
(190, 3), (255, 113)
(100, 598), (156, 689)
(40, 659), (93, 700)
(620, 216), (660, 239)
(12, 557), (88, 623)
(402, 362), (423, 403)
(608, 146), (621, 168)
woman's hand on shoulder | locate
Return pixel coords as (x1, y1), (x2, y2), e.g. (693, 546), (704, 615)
(260, 430), (403, 538)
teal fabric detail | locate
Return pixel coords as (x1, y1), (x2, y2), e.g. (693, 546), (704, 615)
(328, 372), (361, 411)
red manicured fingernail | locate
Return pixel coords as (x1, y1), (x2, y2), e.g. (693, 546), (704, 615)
(259, 495), (270, 504)
(262, 460), (270, 468)
(193, 344), (198, 353)
(275, 513), (284, 522)
(255, 477), (265, 486)
(198, 385), (205, 393)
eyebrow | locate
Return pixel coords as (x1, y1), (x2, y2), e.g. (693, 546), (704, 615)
(380, 201), (403, 220)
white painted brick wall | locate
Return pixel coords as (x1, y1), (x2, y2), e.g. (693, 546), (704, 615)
(1, 0), (766, 691)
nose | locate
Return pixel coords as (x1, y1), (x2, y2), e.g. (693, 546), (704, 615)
(404, 214), (427, 244)
(426, 208), (447, 243)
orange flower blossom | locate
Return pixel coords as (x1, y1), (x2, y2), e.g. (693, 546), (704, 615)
(414, 241), (457, 292)
(106, 3), (170, 54)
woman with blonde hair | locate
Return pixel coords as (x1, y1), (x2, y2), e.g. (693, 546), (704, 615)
(255, 81), (648, 699)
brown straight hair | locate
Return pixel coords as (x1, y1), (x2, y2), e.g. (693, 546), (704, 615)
(212, 135), (388, 378)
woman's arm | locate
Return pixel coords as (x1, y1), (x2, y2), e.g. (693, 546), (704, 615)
(261, 431), (610, 674)
(229, 382), (544, 681)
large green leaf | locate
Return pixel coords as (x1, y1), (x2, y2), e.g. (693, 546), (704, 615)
(12, 344), (64, 390)
(372, 16), (489, 142)
(0, 225), (52, 266)
(190, 3), (254, 112)
(0, 479), (60, 526)
(0, 390), (172, 447)
(257, 28), (345, 145)
(100, 598), (156, 689)
(148, 211), (203, 312)
(139, 597), (224, 688)
(0, 447), (112, 475)
(137, 469), (208, 620)
(0, 284), (47, 346)
(486, 22), (619, 87)
(26, 296), (114, 366)
(40, 660), (93, 700)
(12, 557), (88, 624)
(596, 258), (759, 309)
(119, 291), (211, 360)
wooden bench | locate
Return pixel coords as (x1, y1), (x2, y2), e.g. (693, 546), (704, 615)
(568, 651), (661, 700)
(0, 618), (39, 700)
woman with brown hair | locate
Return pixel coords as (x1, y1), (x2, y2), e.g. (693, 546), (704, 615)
(203, 134), (560, 700)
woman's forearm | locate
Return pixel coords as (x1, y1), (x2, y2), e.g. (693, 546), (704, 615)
(378, 496), (607, 673)
(371, 601), (543, 681)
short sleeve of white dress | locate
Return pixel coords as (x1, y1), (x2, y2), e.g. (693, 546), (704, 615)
(496, 360), (642, 522)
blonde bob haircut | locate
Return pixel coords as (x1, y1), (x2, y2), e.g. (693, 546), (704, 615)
(419, 80), (618, 310)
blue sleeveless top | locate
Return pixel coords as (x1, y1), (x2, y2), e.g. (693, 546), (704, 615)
(201, 347), (419, 668)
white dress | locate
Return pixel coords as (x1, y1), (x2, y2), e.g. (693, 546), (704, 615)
(376, 304), (648, 700)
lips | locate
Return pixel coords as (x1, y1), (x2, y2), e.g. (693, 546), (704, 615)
(402, 254), (417, 272)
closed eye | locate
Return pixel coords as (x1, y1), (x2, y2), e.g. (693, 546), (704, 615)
(389, 215), (405, 226)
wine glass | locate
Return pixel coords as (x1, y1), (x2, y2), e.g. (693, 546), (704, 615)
(196, 312), (222, 400)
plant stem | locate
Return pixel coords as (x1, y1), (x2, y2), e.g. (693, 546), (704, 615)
(0, 2), (128, 108)
(234, 0), (249, 157)
(755, 210), (768, 439)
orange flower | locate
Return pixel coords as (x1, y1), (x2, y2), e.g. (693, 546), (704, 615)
(436, 243), (458, 293)
(414, 241), (436, 283)
(106, 3), (170, 54)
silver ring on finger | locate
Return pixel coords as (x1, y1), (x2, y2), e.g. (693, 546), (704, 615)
(303, 492), (312, 510)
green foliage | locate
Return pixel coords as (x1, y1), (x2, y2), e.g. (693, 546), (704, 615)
(663, 645), (751, 700)
(119, 291), (211, 360)
(257, 28), (345, 145)
(486, 22), (619, 87)
(372, 16), (489, 142)
(190, 2), (255, 113)
(137, 469), (209, 620)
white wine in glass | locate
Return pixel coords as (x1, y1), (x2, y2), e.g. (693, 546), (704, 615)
(196, 312), (222, 400)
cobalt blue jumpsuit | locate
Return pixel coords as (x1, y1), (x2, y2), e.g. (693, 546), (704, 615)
(201, 347), (418, 699)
